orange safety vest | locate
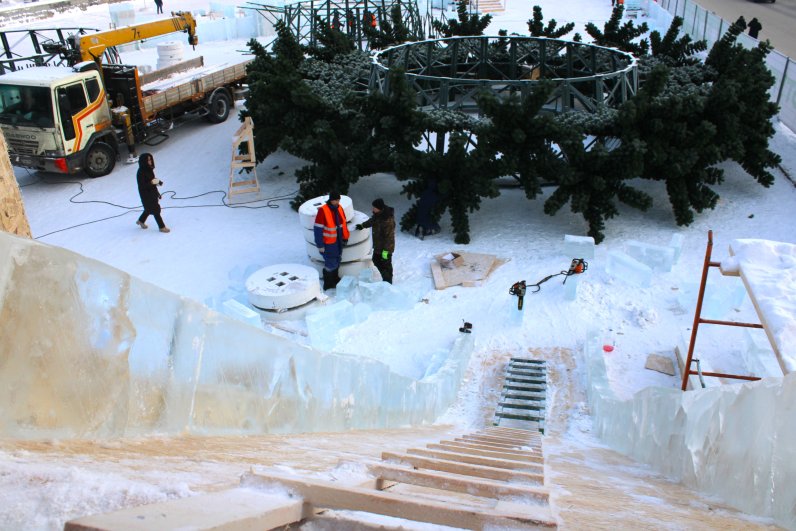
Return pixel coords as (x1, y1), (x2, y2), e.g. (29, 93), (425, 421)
(370, 14), (377, 28)
(318, 203), (350, 244)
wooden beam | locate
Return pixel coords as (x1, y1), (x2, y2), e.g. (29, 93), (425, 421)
(443, 439), (540, 455)
(368, 463), (549, 502)
(64, 488), (306, 531)
(407, 448), (544, 472)
(461, 435), (542, 450)
(381, 452), (544, 485)
(243, 471), (557, 529)
(468, 433), (542, 446)
(428, 442), (544, 464)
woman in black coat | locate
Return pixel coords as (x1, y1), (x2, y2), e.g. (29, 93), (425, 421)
(136, 153), (170, 233)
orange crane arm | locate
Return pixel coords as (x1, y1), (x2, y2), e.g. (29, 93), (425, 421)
(77, 12), (198, 63)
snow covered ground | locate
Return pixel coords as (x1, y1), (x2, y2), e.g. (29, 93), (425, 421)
(2, 0), (796, 527)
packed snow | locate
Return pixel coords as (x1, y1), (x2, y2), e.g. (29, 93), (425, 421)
(2, 0), (796, 527)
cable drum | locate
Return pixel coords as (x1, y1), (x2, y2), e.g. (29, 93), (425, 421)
(245, 263), (321, 311)
(305, 237), (372, 263)
(156, 41), (184, 70)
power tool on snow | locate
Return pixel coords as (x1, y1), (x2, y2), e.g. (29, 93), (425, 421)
(509, 258), (588, 310)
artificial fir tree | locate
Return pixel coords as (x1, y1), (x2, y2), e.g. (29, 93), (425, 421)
(305, 15), (356, 62)
(544, 109), (650, 243)
(704, 17), (780, 188)
(649, 16), (706, 67)
(476, 82), (569, 199)
(527, 5), (575, 39)
(432, 0), (492, 37)
(363, 5), (421, 49)
(584, 5), (649, 56)
(243, 23), (313, 161)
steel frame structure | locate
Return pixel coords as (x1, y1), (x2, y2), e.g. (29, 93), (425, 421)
(0, 27), (98, 74)
(243, 0), (424, 50)
(370, 36), (639, 113)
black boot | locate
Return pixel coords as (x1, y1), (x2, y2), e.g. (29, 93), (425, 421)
(331, 268), (341, 289)
(322, 269), (333, 291)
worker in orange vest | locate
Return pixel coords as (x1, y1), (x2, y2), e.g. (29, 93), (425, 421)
(314, 191), (350, 290)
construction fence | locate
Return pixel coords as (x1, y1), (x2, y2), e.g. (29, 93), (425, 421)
(649, 0), (795, 132)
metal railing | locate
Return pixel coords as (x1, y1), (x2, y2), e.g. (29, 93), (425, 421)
(649, 0), (795, 132)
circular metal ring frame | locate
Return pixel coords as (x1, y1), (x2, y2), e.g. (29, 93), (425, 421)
(370, 35), (639, 113)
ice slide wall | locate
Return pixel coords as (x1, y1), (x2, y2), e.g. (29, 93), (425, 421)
(581, 332), (796, 530)
(0, 231), (473, 439)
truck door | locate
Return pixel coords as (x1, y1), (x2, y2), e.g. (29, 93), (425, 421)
(55, 75), (110, 156)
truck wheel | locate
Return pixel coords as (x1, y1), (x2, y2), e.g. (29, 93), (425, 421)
(206, 91), (231, 124)
(84, 142), (116, 178)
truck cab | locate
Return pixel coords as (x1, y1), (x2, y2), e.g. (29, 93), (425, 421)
(0, 66), (115, 177)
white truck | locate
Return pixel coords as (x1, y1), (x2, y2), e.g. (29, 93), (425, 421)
(0, 14), (249, 177)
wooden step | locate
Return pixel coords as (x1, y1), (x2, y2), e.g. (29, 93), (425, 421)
(407, 447), (544, 472)
(381, 451), (544, 485)
(243, 471), (557, 529)
(427, 442), (544, 464)
(367, 462), (549, 502)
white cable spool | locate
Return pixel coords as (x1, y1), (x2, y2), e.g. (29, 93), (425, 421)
(156, 41), (184, 70)
(298, 195), (355, 230)
(245, 263), (320, 311)
(252, 299), (318, 322)
(303, 210), (370, 246)
(309, 258), (375, 278)
(305, 236), (372, 263)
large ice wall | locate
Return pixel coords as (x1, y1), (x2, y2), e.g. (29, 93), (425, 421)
(581, 331), (796, 530)
(0, 232), (473, 439)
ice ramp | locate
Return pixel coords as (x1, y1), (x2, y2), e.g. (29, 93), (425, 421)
(0, 231), (473, 439)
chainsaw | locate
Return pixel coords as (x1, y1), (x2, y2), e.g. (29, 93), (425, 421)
(509, 258), (588, 310)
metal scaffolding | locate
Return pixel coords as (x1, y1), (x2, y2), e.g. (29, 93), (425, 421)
(243, 0), (424, 50)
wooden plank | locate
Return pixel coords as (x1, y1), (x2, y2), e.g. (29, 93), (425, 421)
(441, 439), (538, 455)
(458, 436), (541, 451)
(469, 433), (542, 446)
(476, 429), (543, 442)
(64, 488), (305, 531)
(407, 448), (544, 472)
(428, 443), (544, 464)
(381, 451), (544, 485)
(243, 471), (557, 529)
(367, 462), (549, 502)
(430, 260), (446, 290)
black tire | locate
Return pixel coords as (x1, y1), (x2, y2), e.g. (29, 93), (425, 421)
(84, 142), (116, 178)
(206, 90), (231, 124)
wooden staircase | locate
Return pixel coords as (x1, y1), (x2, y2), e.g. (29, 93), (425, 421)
(65, 427), (557, 530)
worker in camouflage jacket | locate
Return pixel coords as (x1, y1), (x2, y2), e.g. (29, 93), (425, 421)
(356, 198), (395, 283)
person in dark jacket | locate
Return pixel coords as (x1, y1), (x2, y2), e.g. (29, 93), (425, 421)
(314, 191), (349, 290)
(136, 153), (170, 233)
(748, 18), (762, 40)
(356, 198), (395, 283)
(154, 0), (163, 14)
(415, 179), (441, 240)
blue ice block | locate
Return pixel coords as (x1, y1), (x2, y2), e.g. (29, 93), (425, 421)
(358, 281), (415, 311)
(336, 276), (358, 300)
(306, 300), (355, 351)
(669, 233), (685, 263)
(563, 272), (580, 301)
(606, 251), (652, 288)
(221, 299), (262, 328)
(564, 234), (595, 259)
(625, 239), (675, 272)
(358, 267), (375, 283)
